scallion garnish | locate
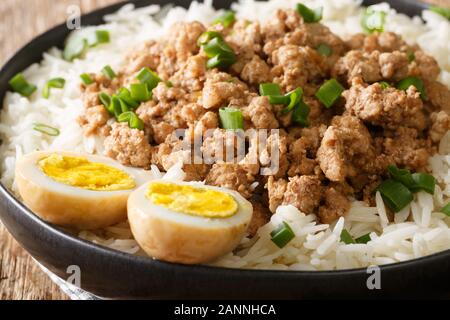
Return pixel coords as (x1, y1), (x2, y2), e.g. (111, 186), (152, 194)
(407, 51), (415, 62)
(378, 179), (413, 212)
(259, 83), (282, 96)
(206, 52), (237, 69)
(99, 92), (111, 109)
(219, 107), (244, 130)
(8, 73), (37, 97)
(118, 111), (144, 130)
(80, 73), (94, 85)
(102, 65), (116, 80)
(430, 6), (450, 20)
(410, 173), (435, 195)
(296, 3), (323, 23)
(361, 7), (386, 34)
(270, 221), (295, 248)
(281, 88), (303, 115)
(215, 10), (236, 27)
(63, 37), (88, 61)
(396, 76), (427, 100)
(198, 32), (237, 70)
(110, 96), (122, 118)
(32, 123), (60, 136)
(87, 30), (110, 46)
(316, 44), (332, 57)
(130, 83), (151, 102)
(379, 81), (391, 89)
(441, 202), (450, 216)
(137, 67), (161, 91)
(340, 229), (355, 244)
(388, 165), (416, 189)
(197, 31), (223, 46)
(42, 78), (65, 99)
(292, 100), (310, 127)
(315, 79), (344, 108)
(117, 88), (139, 109)
(355, 233), (371, 244)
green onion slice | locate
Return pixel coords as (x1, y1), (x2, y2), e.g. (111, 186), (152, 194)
(270, 221), (295, 248)
(8, 73), (37, 97)
(296, 3), (323, 23)
(378, 179), (414, 212)
(42, 78), (65, 99)
(203, 37), (235, 58)
(379, 81), (391, 89)
(117, 88), (139, 109)
(388, 165), (416, 189)
(259, 83), (282, 97)
(407, 51), (415, 62)
(316, 44), (332, 57)
(87, 30), (110, 47)
(281, 88), (303, 115)
(315, 79), (344, 108)
(118, 111), (144, 130)
(440, 202), (450, 216)
(197, 31), (223, 46)
(110, 96), (122, 118)
(410, 173), (435, 195)
(215, 10), (236, 27)
(355, 233), (371, 244)
(396, 76), (427, 100)
(80, 73), (94, 85)
(206, 52), (237, 69)
(430, 6), (450, 20)
(292, 100), (310, 127)
(361, 8), (386, 34)
(99, 92), (111, 108)
(219, 107), (244, 130)
(130, 83), (151, 102)
(32, 123), (60, 136)
(340, 229), (355, 244)
(63, 37), (88, 61)
(102, 65), (117, 80)
(136, 67), (161, 91)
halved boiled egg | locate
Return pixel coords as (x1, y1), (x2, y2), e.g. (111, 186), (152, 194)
(15, 151), (153, 230)
(128, 180), (253, 264)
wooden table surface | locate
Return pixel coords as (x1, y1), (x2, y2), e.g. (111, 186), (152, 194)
(0, 0), (449, 301)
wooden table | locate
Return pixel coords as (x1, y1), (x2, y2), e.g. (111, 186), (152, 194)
(0, 0), (449, 301)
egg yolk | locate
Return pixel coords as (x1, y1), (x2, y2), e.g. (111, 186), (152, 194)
(38, 154), (136, 191)
(146, 182), (238, 218)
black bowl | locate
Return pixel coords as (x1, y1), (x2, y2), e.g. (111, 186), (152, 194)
(1, 0), (449, 299)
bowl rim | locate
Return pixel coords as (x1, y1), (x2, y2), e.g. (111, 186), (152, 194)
(0, 0), (448, 279)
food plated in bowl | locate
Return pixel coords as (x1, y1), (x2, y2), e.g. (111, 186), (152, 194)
(0, 0), (449, 298)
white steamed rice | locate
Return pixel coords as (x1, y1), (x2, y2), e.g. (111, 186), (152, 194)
(1, 0), (449, 270)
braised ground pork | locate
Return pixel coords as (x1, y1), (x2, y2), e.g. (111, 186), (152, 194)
(80, 8), (450, 230)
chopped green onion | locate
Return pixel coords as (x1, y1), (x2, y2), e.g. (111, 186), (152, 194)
(99, 92), (111, 108)
(296, 3), (323, 23)
(8, 73), (37, 97)
(130, 83), (151, 102)
(42, 78), (65, 99)
(269, 95), (290, 105)
(340, 229), (355, 244)
(361, 7), (386, 34)
(281, 88), (303, 115)
(32, 123), (60, 136)
(407, 51), (415, 62)
(316, 44), (332, 57)
(259, 83), (282, 97)
(102, 65), (116, 80)
(203, 37), (235, 58)
(136, 67), (161, 91)
(80, 73), (94, 85)
(270, 221), (295, 248)
(379, 81), (391, 89)
(315, 79), (344, 108)
(166, 80), (174, 88)
(355, 233), (371, 244)
(388, 165), (416, 189)
(206, 52), (237, 70)
(430, 6), (450, 20)
(118, 111), (144, 130)
(198, 31), (223, 46)
(93, 30), (110, 45)
(215, 10), (236, 28)
(378, 179), (414, 212)
(410, 173), (435, 195)
(63, 37), (88, 61)
(440, 202), (450, 216)
(396, 76), (427, 100)
(117, 88), (139, 109)
(292, 100), (310, 127)
(110, 96), (122, 118)
(219, 107), (244, 130)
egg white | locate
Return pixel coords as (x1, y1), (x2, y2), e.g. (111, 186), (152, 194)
(15, 151), (154, 230)
(128, 180), (253, 264)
